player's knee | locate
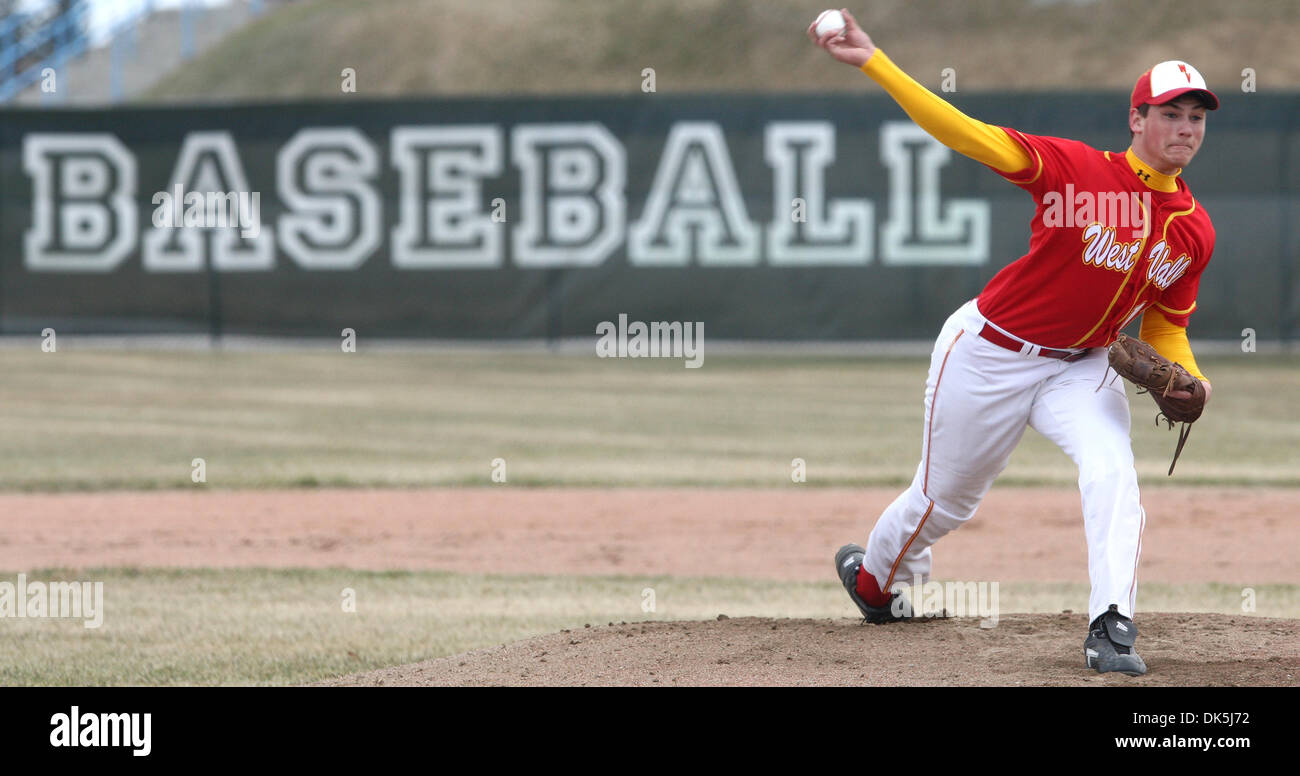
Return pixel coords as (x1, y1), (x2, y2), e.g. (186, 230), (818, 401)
(1077, 452), (1137, 488)
(924, 490), (981, 529)
(907, 470), (985, 530)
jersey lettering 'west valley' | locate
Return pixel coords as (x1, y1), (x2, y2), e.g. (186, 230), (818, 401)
(857, 49), (1211, 378)
(977, 131), (1214, 350)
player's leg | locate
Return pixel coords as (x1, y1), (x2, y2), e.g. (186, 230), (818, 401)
(859, 301), (1056, 600)
(1027, 352), (1144, 623)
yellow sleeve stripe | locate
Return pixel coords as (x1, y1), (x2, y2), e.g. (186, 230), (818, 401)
(1155, 300), (1197, 316)
(1140, 309), (1207, 382)
(860, 50), (1032, 174)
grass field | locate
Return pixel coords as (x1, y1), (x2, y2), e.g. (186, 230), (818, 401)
(0, 349), (1296, 491)
(1, 348), (1295, 685)
(0, 567), (1290, 686)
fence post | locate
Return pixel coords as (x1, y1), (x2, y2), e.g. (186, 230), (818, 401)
(1282, 97), (1297, 345)
(181, 0), (197, 61)
(111, 31), (124, 102)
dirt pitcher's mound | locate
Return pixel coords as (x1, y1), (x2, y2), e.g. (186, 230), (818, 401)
(319, 613), (1299, 687)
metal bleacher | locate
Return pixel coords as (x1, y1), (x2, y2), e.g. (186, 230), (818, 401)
(0, 0), (92, 101)
(1, 0), (266, 105)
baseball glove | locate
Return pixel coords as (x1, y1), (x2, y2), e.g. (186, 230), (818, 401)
(1107, 334), (1206, 475)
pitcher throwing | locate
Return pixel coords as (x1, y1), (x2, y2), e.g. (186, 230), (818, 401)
(810, 9), (1218, 676)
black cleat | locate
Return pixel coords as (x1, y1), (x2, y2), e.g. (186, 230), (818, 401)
(834, 544), (912, 624)
(1084, 605), (1148, 676)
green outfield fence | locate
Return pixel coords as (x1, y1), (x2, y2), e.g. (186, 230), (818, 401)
(0, 92), (1295, 341)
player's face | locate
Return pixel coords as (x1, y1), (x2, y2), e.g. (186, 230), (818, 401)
(1130, 97), (1207, 173)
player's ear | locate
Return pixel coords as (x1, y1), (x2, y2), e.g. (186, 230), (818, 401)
(1128, 106), (1144, 136)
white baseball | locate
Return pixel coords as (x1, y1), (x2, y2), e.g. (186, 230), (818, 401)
(814, 9), (846, 38)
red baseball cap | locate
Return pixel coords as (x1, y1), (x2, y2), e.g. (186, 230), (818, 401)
(1131, 60), (1219, 110)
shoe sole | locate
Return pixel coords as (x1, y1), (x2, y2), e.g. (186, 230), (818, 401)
(1085, 647), (1148, 676)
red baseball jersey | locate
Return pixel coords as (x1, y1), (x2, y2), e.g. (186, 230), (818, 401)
(976, 129), (1215, 349)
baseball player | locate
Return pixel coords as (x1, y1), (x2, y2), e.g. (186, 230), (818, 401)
(809, 9), (1217, 675)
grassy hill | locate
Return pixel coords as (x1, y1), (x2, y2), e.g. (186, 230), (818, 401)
(142, 0), (1300, 102)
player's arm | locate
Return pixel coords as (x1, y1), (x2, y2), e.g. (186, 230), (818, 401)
(1140, 309), (1212, 403)
(807, 9), (1030, 173)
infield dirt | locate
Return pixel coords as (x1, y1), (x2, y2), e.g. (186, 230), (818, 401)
(316, 613), (1299, 687)
(3, 487), (1294, 584)
(5, 483), (1294, 582)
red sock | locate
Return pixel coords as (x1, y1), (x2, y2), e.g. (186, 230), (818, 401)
(855, 566), (892, 607)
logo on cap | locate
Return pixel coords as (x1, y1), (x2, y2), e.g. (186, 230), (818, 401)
(1132, 60), (1219, 110)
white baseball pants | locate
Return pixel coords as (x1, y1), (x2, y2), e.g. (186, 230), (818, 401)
(862, 299), (1145, 623)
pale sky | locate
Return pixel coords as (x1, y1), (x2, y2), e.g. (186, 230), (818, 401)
(14, 0), (237, 45)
